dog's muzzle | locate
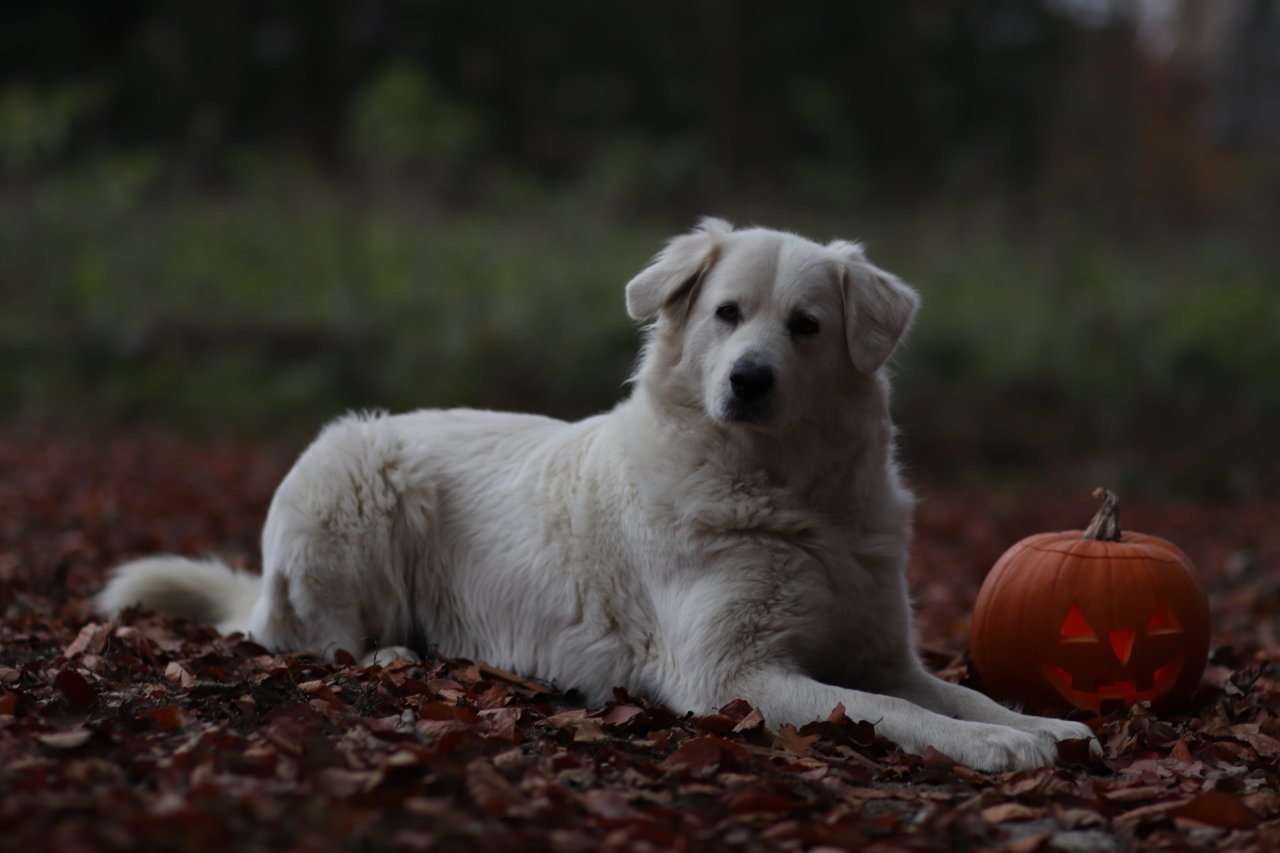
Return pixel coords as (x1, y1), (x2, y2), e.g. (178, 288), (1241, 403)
(723, 359), (775, 423)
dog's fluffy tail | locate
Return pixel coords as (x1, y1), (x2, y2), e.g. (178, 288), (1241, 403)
(95, 557), (262, 636)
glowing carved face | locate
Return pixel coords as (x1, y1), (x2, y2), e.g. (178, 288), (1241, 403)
(1041, 596), (1187, 713)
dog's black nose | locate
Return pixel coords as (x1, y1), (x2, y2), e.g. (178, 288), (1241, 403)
(729, 362), (774, 402)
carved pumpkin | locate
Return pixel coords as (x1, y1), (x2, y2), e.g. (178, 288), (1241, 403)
(970, 489), (1210, 714)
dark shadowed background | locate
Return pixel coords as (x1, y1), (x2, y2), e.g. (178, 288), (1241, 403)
(3, 0), (1278, 497)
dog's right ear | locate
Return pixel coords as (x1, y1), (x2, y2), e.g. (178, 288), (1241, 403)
(625, 217), (731, 321)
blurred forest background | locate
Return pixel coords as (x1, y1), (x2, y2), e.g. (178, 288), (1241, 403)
(2, 0), (1278, 497)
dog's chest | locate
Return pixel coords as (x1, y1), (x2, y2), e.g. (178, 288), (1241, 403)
(781, 525), (915, 672)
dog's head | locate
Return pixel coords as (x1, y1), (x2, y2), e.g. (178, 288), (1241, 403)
(627, 218), (919, 432)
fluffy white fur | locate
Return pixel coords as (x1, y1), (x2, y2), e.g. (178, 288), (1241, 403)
(98, 218), (1095, 771)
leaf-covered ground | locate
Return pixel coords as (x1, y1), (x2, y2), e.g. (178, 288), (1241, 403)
(2, 431), (1278, 851)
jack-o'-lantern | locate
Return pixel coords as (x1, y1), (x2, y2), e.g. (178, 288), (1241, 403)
(970, 489), (1210, 714)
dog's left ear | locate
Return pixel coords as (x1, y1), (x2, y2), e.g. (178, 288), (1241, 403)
(831, 241), (921, 375)
(625, 217), (731, 321)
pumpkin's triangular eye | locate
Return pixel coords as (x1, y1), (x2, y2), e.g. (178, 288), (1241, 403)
(1147, 597), (1182, 635)
(1059, 603), (1098, 642)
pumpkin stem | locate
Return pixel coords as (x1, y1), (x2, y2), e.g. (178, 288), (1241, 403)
(1083, 488), (1122, 542)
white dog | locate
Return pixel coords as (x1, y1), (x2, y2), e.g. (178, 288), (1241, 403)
(98, 218), (1093, 771)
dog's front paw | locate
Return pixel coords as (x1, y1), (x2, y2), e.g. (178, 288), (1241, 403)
(937, 722), (1060, 772)
(1016, 715), (1100, 760)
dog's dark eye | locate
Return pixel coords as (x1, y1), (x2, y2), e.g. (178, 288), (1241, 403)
(788, 314), (820, 337)
(715, 303), (741, 324)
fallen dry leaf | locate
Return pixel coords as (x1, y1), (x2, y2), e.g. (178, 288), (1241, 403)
(1173, 791), (1259, 830)
(36, 729), (93, 749)
(52, 667), (98, 708)
(981, 802), (1043, 823)
(774, 723), (820, 756)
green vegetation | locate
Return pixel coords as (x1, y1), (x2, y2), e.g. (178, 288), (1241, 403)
(3, 165), (1276, 498)
(1, 177), (660, 434)
(879, 214), (1279, 494)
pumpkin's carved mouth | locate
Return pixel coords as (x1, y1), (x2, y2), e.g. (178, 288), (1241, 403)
(1042, 654), (1186, 712)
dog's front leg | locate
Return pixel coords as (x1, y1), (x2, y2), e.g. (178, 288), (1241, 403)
(735, 666), (1067, 772)
(874, 665), (1098, 757)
